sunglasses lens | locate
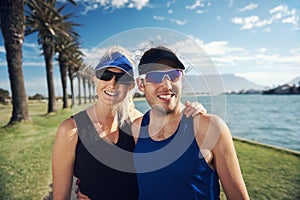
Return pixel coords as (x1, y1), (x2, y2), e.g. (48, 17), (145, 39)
(145, 70), (182, 83)
(99, 71), (114, 81)
(117, 73), (134, 84)
(167, 70), (182, 81)
(96, 70), (112, 80)
(145, 72), (162, 83)
(96, 69), (133, 85)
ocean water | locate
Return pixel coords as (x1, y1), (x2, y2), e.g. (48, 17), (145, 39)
(134, 94), (300, 151)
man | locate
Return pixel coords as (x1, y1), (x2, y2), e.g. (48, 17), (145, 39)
(132, 46), (249, 199)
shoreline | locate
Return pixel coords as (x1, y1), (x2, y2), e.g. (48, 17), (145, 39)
(233, 137), (300, 156)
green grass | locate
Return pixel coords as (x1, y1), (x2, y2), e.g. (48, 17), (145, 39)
(0, 101), (90, 199)
(0, 101), (299, 199)
(233, 138), (300, 200)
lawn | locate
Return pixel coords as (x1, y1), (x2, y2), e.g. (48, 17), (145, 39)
(0, 101), (299, 199)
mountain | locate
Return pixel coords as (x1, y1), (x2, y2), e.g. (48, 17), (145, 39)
(183, 74), (266, 95)
(288, 76), (300, 85)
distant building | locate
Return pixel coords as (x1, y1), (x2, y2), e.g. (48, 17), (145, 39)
(263, 84), (300, 95)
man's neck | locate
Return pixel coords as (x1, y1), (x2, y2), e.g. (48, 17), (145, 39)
(149, 102), (184, 126)
(148, 103), (184, 140)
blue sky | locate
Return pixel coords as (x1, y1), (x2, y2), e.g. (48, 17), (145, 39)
(0, 0), (299, 96)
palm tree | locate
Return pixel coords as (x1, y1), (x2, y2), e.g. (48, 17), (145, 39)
(74, 64), (92, 106)
(68, 55), (83, 107)
(56, 38), (83, 108)
(76, 71), (82, 105)
(80, 67), (94, 104)
(25, 0), (79, 113)
(69, 50), (84, 107)
(0, 0), (30, 125)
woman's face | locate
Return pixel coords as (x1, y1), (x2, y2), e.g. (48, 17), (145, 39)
(96, 67), (134, 107)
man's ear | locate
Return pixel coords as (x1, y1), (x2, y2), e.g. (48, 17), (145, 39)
(136, 78), (145, 92)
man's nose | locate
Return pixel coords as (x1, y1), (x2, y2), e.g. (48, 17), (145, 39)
(161, 76), (172, 89)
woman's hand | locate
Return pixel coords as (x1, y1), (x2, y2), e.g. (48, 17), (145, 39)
(184, 100), (207, 118)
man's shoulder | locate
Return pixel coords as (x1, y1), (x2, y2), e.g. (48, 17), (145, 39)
(196, 114), (225, 127)
(194, 114), (223, 123)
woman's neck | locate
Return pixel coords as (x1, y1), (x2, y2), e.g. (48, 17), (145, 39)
(94, 102), (116, 124)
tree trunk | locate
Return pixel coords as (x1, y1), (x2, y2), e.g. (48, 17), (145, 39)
(92, 82), (96, 102)
(42, 42), (56, 113)
(77, 74), (81, 105)
(58, 54), (68, 109)
(88, 79), (92, 103)
(0, 0), (30, 125)
(82, 77), (87, 104)
(68, 69), (75, 107)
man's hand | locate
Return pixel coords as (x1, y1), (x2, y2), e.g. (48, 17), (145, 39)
(76, 188), (91, 200)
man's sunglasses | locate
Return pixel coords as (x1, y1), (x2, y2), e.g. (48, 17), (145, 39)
(140, 69), (183, 83)
(96, 69), (134, 85)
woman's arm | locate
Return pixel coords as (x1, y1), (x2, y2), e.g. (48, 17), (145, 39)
(52, 118), (78, 200)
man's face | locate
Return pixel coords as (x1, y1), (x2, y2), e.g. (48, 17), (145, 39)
(139, 60), (183, 114)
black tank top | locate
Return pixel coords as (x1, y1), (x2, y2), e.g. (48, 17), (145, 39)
(73, 111), (138, 200)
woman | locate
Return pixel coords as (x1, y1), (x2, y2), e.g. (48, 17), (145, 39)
(52, 46), (204, 199)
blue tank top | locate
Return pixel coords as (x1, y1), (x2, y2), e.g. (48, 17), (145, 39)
(73, 111), (138, 200)
(134, 111), (220, 200)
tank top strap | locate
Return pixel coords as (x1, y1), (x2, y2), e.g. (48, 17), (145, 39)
(139, 110), (151, 138)
(73, 111), (99, 143)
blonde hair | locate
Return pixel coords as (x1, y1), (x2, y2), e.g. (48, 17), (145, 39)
(96, 45), (136, 127)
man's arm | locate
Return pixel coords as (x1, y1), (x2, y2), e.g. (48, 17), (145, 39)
(194, 115), (249, 200)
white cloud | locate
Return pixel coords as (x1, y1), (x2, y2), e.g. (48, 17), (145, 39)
(196, 10), (204, 14)
(128, 0), (149, 10)
(170, 18), (187, 26)
(71, 0), (149, 14)
(164, 35), (300, 86)
(186, 0), (204, 10)
(290, 47), (300, 55)
(203, 41), (245, 56)
(257, 48), (267, 53)
(166, 0), (175, 8)
(237, 3), (258, 12)
(232, 4), (299, 30)
(0, 46), (5, 53)
(153, 15), (187, 26)
(186, 0), (210, 14)
(269, 5), (288, 14)
(153, 15), (165, 21)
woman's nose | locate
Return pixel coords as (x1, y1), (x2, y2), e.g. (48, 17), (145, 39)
(108, 75), (117, 86)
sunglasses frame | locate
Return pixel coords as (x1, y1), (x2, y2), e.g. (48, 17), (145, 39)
(139, 69), (183, 84)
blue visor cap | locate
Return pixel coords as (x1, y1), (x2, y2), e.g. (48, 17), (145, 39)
(95, 52), (134, 77)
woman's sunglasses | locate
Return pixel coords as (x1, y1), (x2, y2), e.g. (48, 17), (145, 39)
(96, 69), (134, 85)
(140, 69), (183, 83)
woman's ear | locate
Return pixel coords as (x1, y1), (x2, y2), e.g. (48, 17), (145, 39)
(136, 78), (145, 92)
(128, 82), (135, 90)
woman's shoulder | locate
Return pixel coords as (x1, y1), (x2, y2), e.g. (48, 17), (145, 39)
(56, 117), (78, 142)
(132, 108), (143, 121)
